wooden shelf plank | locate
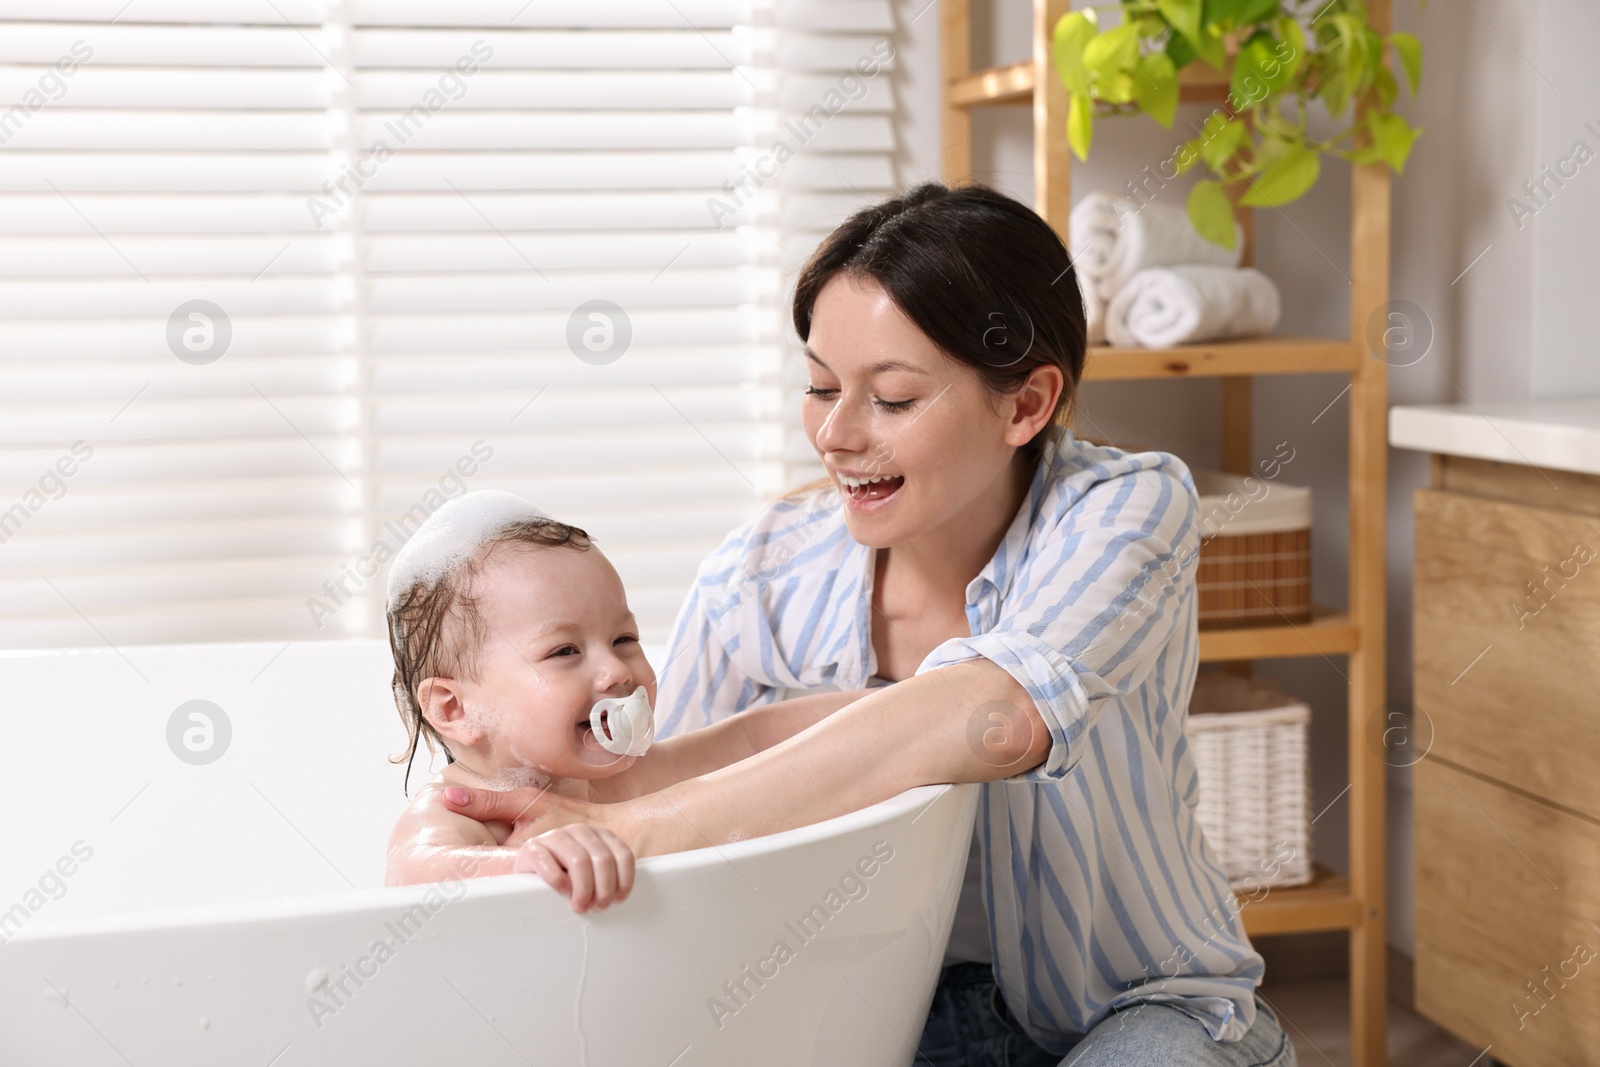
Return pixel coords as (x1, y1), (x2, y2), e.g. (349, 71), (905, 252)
(1240, 864), (1362, 936)
(949, 60), (1032, 106)
(1176, 61), (1233, 102)
(1083, 337), (1358, 381)
(1198, 606), (1359, 662)
(948, 59), (1233, 108)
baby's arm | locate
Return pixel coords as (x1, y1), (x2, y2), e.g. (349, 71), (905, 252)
(387, 785), (634, 912)
(615, 688), (873, 798)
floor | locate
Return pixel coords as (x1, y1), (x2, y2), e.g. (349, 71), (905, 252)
(1259, 979), (1492, 1067)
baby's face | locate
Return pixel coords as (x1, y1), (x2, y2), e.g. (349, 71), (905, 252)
(453, 541), (657, 781)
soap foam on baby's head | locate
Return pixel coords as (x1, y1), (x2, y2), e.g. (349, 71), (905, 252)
(384, 489), (550, 611)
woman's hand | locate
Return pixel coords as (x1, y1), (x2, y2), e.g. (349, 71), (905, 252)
(441, 785), (634, 850)
(513, 824), (635, 913)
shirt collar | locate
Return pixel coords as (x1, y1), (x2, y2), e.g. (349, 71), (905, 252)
(967, 424), (1074, 605)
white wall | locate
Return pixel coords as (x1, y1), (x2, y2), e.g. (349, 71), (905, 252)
(1529, 2), (1600, 396)
(888, 0), (1593, 961)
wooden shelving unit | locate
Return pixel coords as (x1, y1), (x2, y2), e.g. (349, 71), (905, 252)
(942, 2), (1391, 1064)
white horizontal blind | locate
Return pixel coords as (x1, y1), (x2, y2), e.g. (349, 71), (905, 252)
(345, 0), (787, 643)
(0, 1), (358, 650)
(771, 0), (899, 481)
(0, 0), (896, 650)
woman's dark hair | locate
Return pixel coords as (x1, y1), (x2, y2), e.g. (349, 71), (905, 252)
(385, 518), (593, 792)
(791, 180), (1088, 470)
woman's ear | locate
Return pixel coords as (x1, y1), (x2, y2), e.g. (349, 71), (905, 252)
(1003, 364), (1065, 446)
(418, 677), (486, 748)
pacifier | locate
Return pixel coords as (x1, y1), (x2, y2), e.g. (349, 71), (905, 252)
(588, 685), (655, 757)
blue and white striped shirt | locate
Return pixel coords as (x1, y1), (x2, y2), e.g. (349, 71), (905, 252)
(655, 424), (1265, 1052)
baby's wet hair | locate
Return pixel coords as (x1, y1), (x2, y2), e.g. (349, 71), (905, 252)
(385, 518), (594, 792)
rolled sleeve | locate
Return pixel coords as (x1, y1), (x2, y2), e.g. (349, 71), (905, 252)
(915, 459), (1201, 784)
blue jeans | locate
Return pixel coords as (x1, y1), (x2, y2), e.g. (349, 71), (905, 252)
(915, 963), (1298, 1067)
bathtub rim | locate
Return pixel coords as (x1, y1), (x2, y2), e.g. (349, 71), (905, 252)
(6, 781), (972, 945)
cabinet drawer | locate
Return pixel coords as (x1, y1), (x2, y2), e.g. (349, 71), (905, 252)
(1415, 759), (1600, 1067)
(1413, 488), (1600, 819)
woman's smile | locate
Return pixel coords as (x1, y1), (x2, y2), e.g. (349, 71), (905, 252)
(830, 465), (907, 511)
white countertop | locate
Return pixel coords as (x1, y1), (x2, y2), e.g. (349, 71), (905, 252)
(1389, 398), (1600, 476)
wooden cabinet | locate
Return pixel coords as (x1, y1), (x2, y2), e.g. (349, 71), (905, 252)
(1413, 455), (1600, 1066)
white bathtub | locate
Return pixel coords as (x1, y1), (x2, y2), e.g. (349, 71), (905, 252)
(0, 640), (977, 1066)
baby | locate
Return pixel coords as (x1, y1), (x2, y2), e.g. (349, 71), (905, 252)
(383, 490), (865, 911)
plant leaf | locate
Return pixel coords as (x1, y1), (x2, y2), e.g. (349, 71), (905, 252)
(1158, 0), (1223, 68)
(1275, 16), (1306, 82)
(1188, 180), (1238, 250)
(1204, 0), (1245, 30)
(1236, 0), (1281, 24)
(1359, 27), (1385, 93)
(1317, 14), (1359, 115)
(1134, 51), (1179, 127)
(1389, 31), (1423, 95)
(1198, 116), (1248, 170)
(1373, 65), (1399, 108)
(1347, 143), (1384, 165)
(1165, 27), (1197, 68)
(1101, 69), (1138, 103)
(1231, 30), (1293, 107)
(1157, 0), (1204, 52)
(1369, 111), (1421, 173)
(1240, 143), (1321, 207)
(1083, 23), (1138, 77)
(1052, 11), (1098, 95)
(1067, 92), (1094, 160)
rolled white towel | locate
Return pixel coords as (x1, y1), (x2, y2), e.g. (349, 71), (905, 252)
(1082, 284), (1105, 345)
(1068, 192), (1243, 306)
(1104, 265), (1281, 348)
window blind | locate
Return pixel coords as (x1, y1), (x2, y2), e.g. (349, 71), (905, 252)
(0, 0), (896, 650)
(0, 1), (354, 650)
(771, 0), (899, 481)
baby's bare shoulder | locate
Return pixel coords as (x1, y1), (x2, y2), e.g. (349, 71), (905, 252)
(388, 781), (500, 852)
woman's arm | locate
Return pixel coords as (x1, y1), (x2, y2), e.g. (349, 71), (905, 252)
(625, 660), (1047, 853)
(448, 659), (1049, 855)
(605, 688), (874, 799)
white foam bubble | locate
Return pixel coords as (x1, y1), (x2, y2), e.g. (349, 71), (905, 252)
(385, 490), (549, 607)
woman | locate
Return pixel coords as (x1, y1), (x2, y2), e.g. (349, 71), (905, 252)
(445, 182), (1297, 1065)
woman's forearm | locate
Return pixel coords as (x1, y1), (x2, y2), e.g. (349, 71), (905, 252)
(614, 689), (871, 798)
(625, 660), (1050, 856)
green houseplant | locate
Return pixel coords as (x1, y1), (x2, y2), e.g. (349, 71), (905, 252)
(1053, 0), (1423, 248)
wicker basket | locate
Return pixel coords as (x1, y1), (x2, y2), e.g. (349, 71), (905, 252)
(1187, 671), (1313, 889)
(1193, 469), (1312, 628)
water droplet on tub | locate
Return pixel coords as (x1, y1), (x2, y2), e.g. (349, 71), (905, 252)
(305, 968), (329, 993)
(171, 977), (183, 986)
(43, 985), (69, 1007)
(199, 1017), (210, 1030)
(109, 980), (119, 990)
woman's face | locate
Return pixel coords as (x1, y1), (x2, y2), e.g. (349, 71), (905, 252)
(800, 273), (1049, 549)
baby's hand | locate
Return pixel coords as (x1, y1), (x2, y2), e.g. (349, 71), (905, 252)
(512, 824), (635, 914)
